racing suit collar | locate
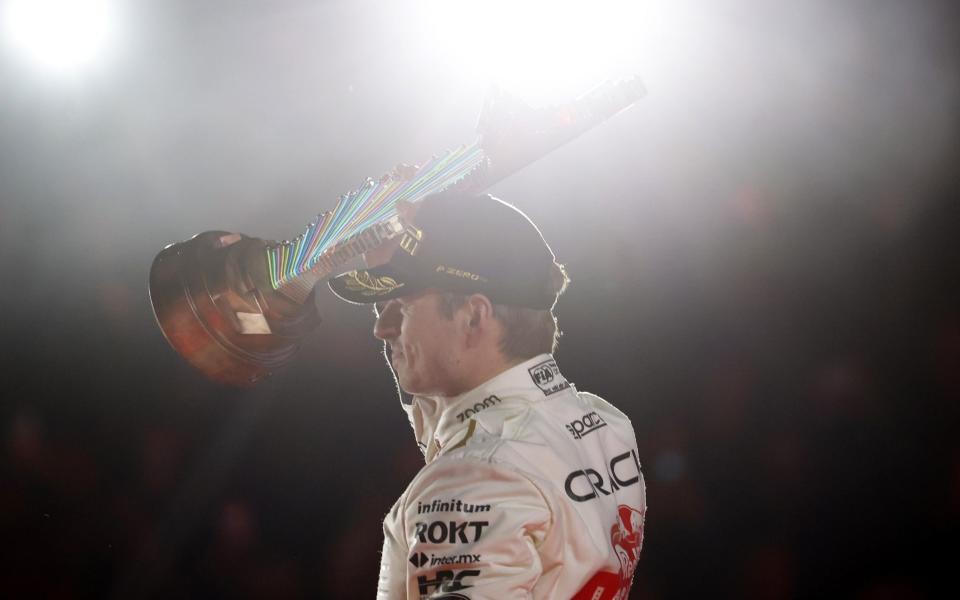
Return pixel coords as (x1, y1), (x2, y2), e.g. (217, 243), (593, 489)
(402, 353), (570, 463)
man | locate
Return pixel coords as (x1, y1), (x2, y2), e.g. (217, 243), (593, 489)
(329, 191), (646, 599)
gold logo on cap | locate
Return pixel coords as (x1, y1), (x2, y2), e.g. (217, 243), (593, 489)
(436, 265), (488, 282)
(342, 271), (405, 296)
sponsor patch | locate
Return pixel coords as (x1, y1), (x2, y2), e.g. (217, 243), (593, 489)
(427, 552), (482, 567)
(528, 359), (570, 396)
(417, 498), (492, 515)
(414, 520), (489, 544)
(572, 505), (645, 599)
(436, 265), (488, 282)
(410, 550), (481, 570)
(456, 395), (501, 423)
(564, 449), (642, 502)
(418, 569), (480, 596)
(410, 552), (429, 568)
(566, 411), (608, 440)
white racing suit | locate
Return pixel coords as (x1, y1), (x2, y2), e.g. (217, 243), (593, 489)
(378, 354), (646, 599)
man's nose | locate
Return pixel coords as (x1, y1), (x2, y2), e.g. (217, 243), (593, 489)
(373, 300), (402, 340)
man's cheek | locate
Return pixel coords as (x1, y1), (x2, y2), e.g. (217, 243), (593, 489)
(404, 345), (419, 366)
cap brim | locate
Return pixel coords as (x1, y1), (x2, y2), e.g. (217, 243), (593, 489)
(328, 264), (426, 305)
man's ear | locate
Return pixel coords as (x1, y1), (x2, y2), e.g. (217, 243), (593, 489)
(460, 294), (496, 342)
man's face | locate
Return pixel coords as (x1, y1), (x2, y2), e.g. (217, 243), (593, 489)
(373, 290), (465, 397)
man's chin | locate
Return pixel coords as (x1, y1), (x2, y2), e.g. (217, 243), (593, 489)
(397, 373), (431, 397)
(397, 376), (418, 396)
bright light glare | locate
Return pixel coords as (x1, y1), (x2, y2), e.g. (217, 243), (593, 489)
(2, 0), (119, 72)
(418, 0), (646, 101)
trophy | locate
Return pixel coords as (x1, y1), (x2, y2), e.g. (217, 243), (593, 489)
(149, 77), (646, 386)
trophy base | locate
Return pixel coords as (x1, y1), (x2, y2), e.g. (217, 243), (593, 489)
(149, 231), (320, 387)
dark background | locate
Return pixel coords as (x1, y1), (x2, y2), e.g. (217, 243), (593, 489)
(1, 1), (958, 598)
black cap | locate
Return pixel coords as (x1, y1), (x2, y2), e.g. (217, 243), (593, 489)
(329, 192), (561, 309)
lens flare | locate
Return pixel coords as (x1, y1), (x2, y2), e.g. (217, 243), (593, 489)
(416, 0), (644, 100)
(2, 0), (120, 72)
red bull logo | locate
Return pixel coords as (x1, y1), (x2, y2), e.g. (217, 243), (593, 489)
(572, 504), (645, 600)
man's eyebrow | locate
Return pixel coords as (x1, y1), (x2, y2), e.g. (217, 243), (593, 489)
(373, 302), (386, 316)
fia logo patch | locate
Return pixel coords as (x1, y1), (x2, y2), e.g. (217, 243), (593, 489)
(528, 359), (570, 396)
